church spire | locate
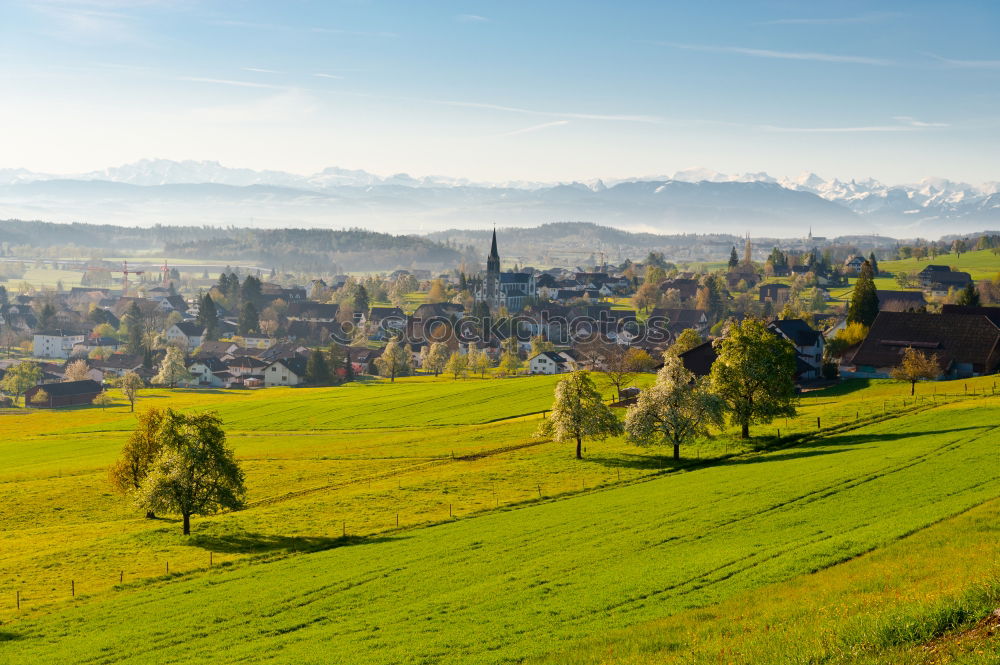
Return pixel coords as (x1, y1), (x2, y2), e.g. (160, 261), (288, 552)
(489, 227), (499, 261)
(487, 226), (500, 275)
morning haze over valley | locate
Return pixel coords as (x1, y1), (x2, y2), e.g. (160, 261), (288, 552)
(0, 2), (998, 664)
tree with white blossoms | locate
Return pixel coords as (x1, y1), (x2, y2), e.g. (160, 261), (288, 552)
(422, 342), (449, 377)
(374, 336), (413, 382)
(445, 351), (468, 379)
(536, 371), (622, 459)
(625, 355), (723, 460)
(468, 346), (492, 378)
(154, 345), (193, 388)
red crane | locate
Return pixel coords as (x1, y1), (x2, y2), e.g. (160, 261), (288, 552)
(161, 260), (170, 285)
(117, 260), (145, 296)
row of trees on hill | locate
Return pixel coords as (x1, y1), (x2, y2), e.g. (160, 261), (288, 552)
(539, 318), (797, 459)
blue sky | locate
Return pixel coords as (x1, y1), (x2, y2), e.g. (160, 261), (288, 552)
(1, 0), (998, 184)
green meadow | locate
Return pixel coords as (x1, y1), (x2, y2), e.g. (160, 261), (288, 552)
(0, 374), (998, 663)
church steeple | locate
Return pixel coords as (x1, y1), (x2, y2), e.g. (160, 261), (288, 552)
(487, 227), (500, 274)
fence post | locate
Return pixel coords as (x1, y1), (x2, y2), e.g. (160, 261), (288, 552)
(537, 484), (542, 498)
(396, 513), (399, 527)
(816, 416), (821, 429)
(209, 552), (213, 568)
(166, 562), (169, 575)
(342, 521), (346, 537)
(449, 504), (452, 518)
(16, 590), (19, 610)
(120, 571), (123, 584)
(71, 580), (74, 597)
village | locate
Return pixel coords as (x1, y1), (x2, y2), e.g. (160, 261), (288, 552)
(2, 229), (998, 408)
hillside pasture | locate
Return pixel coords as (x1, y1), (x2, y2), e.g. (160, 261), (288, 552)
(0, 374), (998, 663)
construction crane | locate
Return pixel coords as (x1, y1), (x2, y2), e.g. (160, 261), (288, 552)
(115, 260), (145, 296)
(161, 260), (170, 285)
(545, 250), (608, 271)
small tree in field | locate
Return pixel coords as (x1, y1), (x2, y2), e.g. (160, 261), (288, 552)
(120, 370), (144, 412)
(29, 388), (50, 407)
(374, 337), (413, 382)
(135, 409), (246, 535)
(468, 347), (492, 377)
(710, 318), (797, 438)
(93, 390), (114, 410)
(497, 349), (522, 377)
(445, 351), (468, 379)
(423, 342), (449, 377)
(890, 347), (940, 396)
(625, 356), (723, 460)
(110, 408), (166, 518)
(536, 371), (622, 459)
(1, 361), (41, 406)
(154, 346), (192, 388)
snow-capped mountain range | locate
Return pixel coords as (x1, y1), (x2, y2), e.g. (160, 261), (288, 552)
(1, 159), (998, 236)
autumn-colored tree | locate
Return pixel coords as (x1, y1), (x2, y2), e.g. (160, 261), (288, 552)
(665, 328), (703, 357)
(109, 408), (166, 518)
(120, 370), (144, 412)
(374, 337), (413, 382)
(890, 347), (940, 396)
(445, 351), (469, 379)
(422, 342), (450, 377)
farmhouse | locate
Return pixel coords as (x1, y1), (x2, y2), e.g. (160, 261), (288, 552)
(759, 283), (791, 304)
(264, 357), (309, 387)
(25, 380), (103, 408)
(286, 302), (340, 323)
(875, 290), (926, 312)
(528, 351), (580, 375)
(165, 321), (206, 348)
(768, 319), (824, 380)
(677, 340), (717, 377)
(843, 256), (866, 274)
(842, 311), (1000, 379)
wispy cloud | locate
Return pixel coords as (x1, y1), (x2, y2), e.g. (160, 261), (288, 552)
(924, 53), (1000, 69)
(456, 14), (489, 23)
(243, 67), (280, 74)
(661, 42), (894, 66)
(893, 116), (949, 128)
(759, 12), (899, 26)
(313, 73), (344, 80)
(760, 116), (948, 133)
(428, 98), (664, 124)
(212, 19), (395, 38)
(178, 76), (285, 90)
(502, 120), (569, 136)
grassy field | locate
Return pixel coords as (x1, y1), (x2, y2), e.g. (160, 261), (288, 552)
(0, 372), (998, 663)
(878, 248), (1000, 281)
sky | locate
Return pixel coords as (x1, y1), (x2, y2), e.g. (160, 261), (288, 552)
(1, 0), (998, 185)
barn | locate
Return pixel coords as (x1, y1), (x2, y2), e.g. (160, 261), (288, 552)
(25, 380), (104, 408)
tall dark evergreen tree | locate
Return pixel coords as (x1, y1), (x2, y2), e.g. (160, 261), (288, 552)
(305, 349), (331, 385)
(728, 246), (739, 269)
(197, 294), (219, 341)
(238, 302), (259, 335)
(868, 252), (879, 276)
(848, 260), (879, 327)
(240, 275), (263, 307)
(352, 285), (369, 314)
(124, 301), (145, 354)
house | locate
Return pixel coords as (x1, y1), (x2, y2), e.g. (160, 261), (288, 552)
(364, 307), (406, 334)
(241, 335), (278, 349)
(71, 336), (122, 357)
(759, 283), (792, 304)
(843, 256), (866, 274)
(917, 265), (952, 287)
(225, 356), (269, 379)
(768, 319), (825, 380)
(659, 278), (699, 301)
(264, 356), (309, 387)
(649, 308), (709, 336)
(33, 331), (86, 359)
(726, 267), (759, 290)
(842, 311), (1000, 379)
(187, 357), (229, 387)
(528, 351), (580, 374)
(25, 380), (103, 408)
(678, 341), (718, 377)
(347, 346), (382, 375)
(165, 321), (206, 349)
(88, 353), (145, 379)
(193, 341), (240, 359)
(925, 271), (973, 297)
(875, 290), (927, 312)
(285, 301), (340, 323)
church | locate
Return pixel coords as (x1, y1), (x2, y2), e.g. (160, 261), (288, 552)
(475, 229), (536, 311)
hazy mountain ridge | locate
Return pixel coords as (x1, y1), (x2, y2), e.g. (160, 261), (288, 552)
(2, 159), (998, 236)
